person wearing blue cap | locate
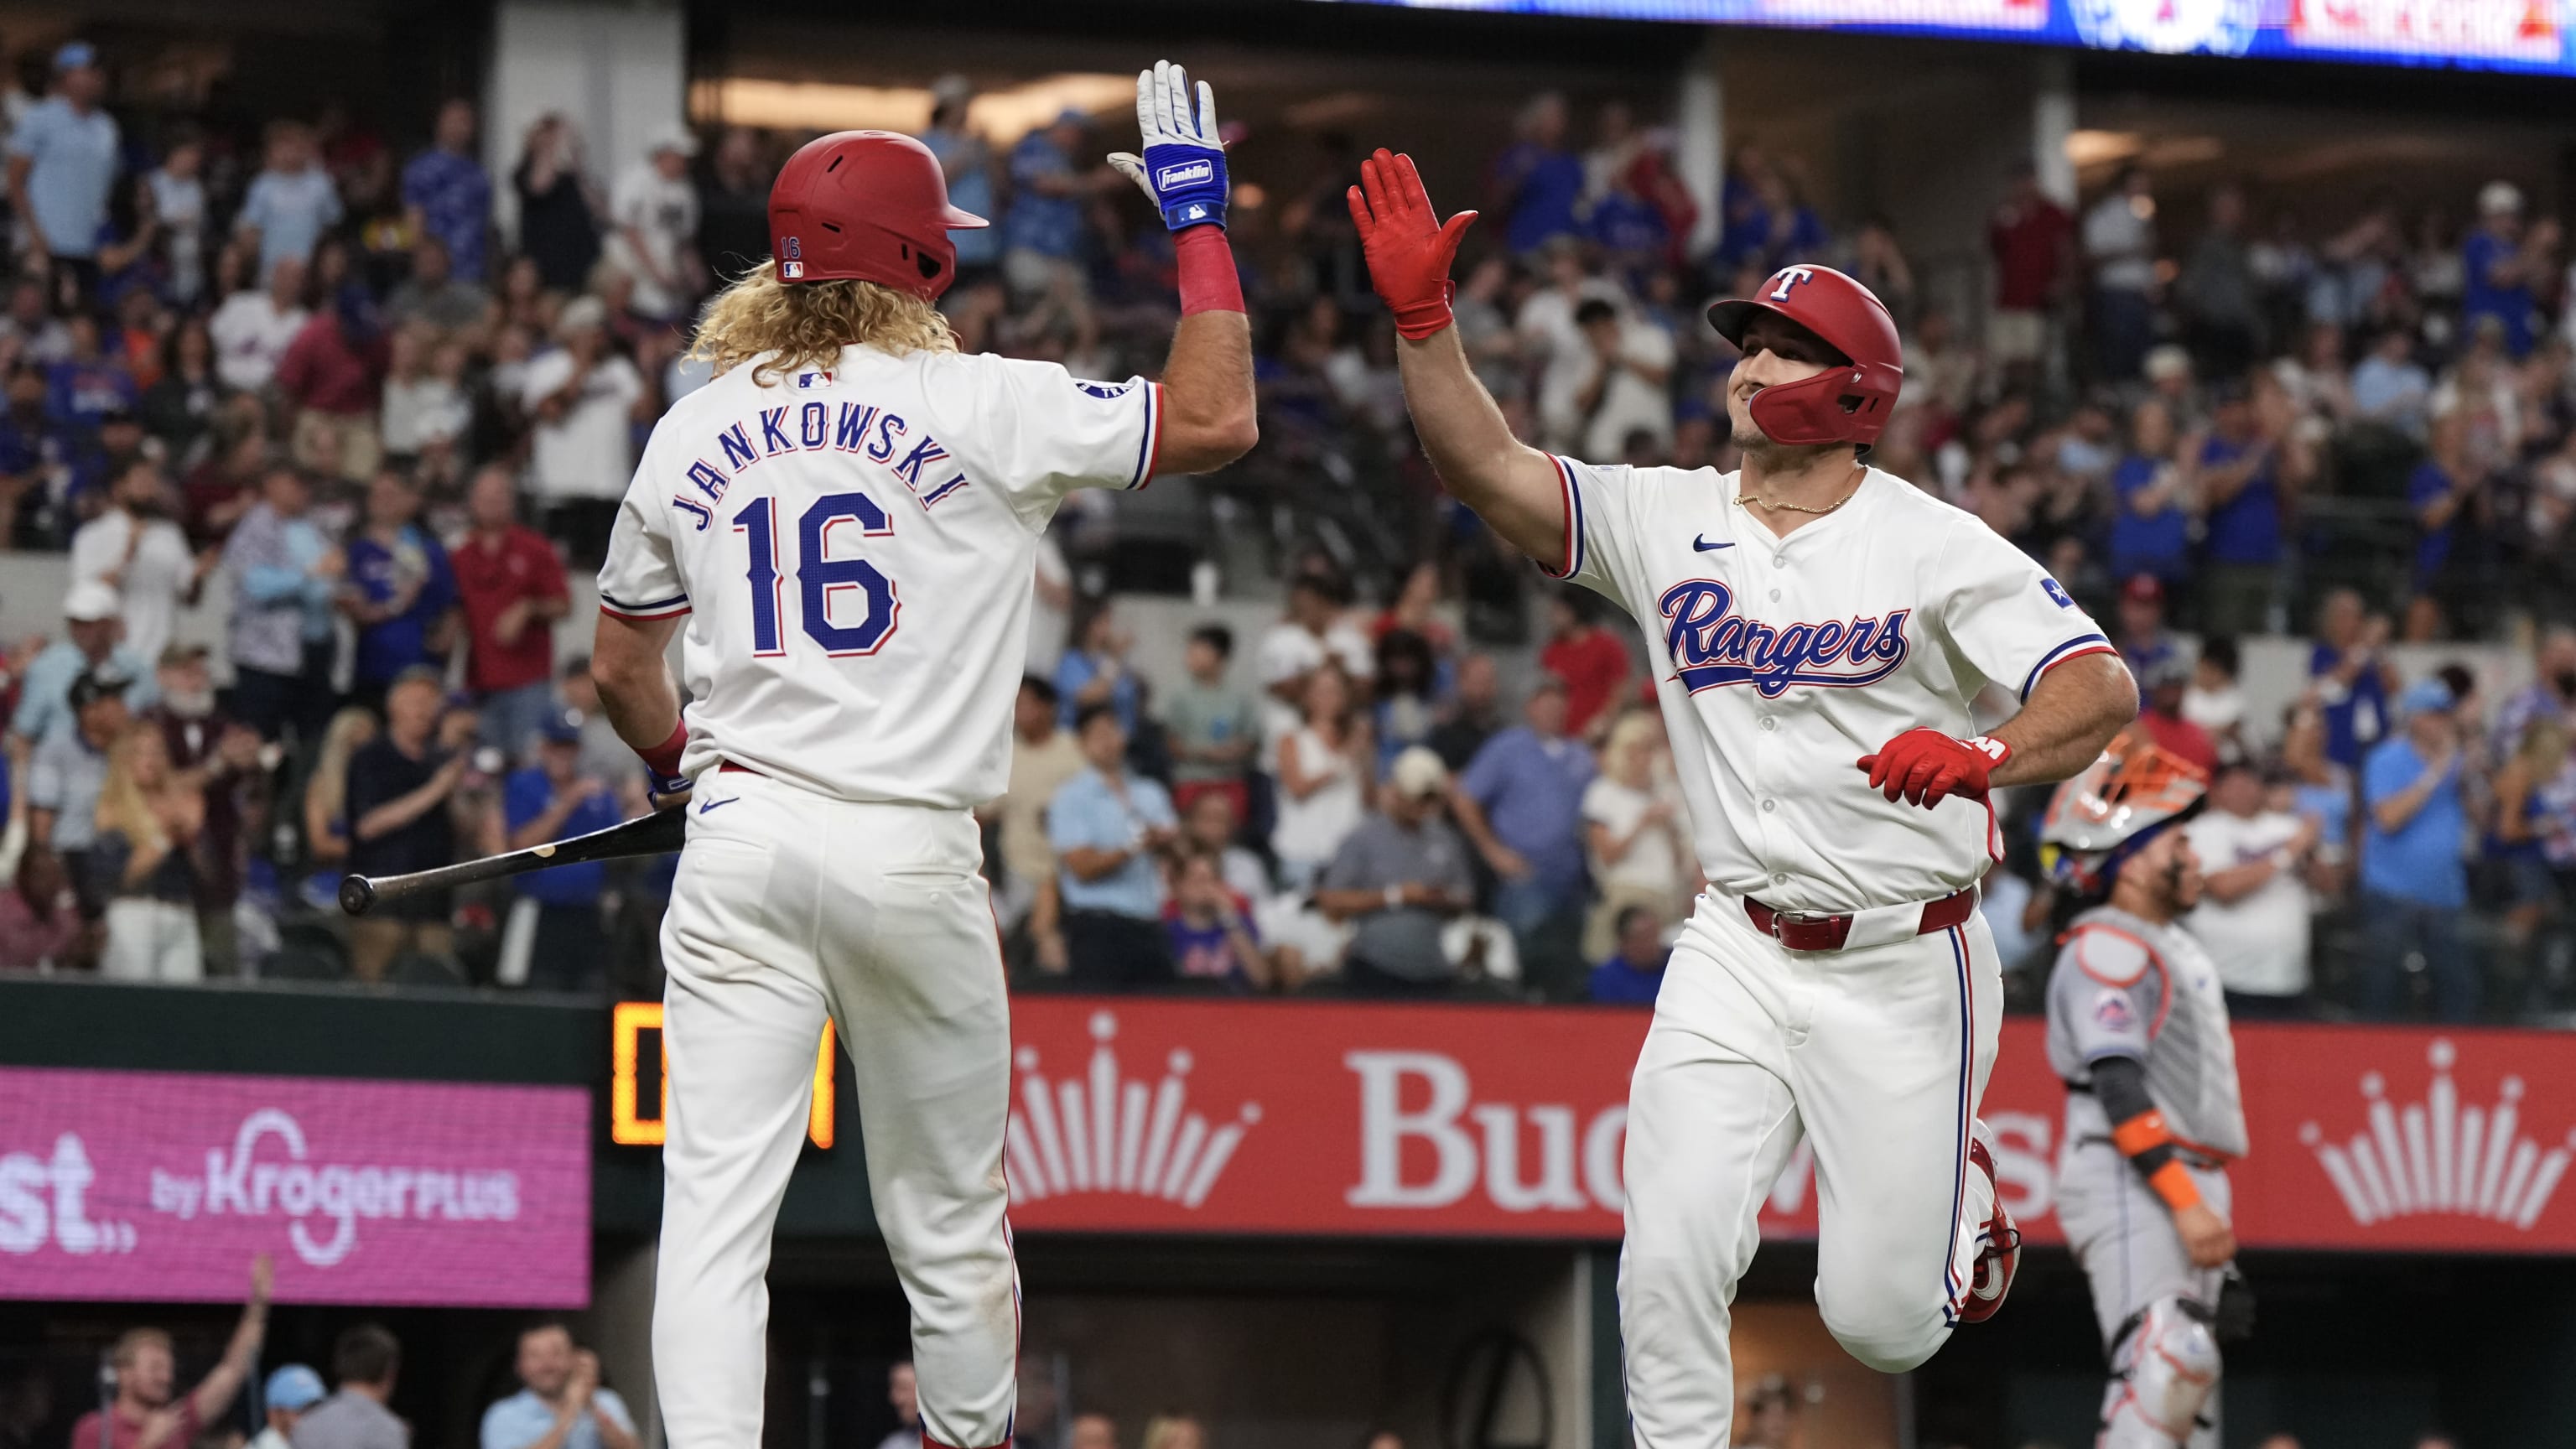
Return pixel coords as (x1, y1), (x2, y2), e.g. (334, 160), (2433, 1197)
(2357, 675), (2477, 1021)
(5, 40), (118, 307)
(498, 709), (620, 990)
(250, 1366), (328, 1449)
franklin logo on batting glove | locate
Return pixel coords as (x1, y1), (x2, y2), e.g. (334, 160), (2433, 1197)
(1109, 60), (1230, 233)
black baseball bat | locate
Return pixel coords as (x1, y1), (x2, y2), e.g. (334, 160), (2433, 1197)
(338, 808), (688, 916)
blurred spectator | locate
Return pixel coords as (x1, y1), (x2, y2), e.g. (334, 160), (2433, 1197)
(344, 470), (456, 709)
(1164, 622), (1257, 819)
(2493, 626), (2576, 752)
(521, 296), (644, 561)
(387, 236), (490, 335)
(1055, 598), (1140, 735)
(147, 132), (210, 309)
(1538, 590), (1632, 741)
(2461, 182), (2545, 357)
(2113, 574), (2173, 670)
(2182, 636), (2248, 761)
(1256, 573), (1372, 750)
(402, 98), (491, 283)
(0, 846), (77, 969)
(1430, 652), (1504, 771)
(1048, 703), (1179, 989)
(1986, 161), (2071, 382)
(1491, 92), (1582, 257)
(512, 115), (602, 294)
(868, 1365), (918, 1449)
(1554, 297), (1674, 460)
(141, 317), (222, 465)
(1587, 903), (1669, 1005)
(1317, 746), (1474, 997)
(453, 465), (569, 761)
(2083, 164), (2158, 381)
(237, 121), (344, 281)
(146, 644), (259, 976)
(345, 669), (473, 982)
(1272, 662), (1368, 891)
(73, 1256), (272, 1449)
(1182, 787), (1273, 916)
(1140, 1420), (1203, 1449)
(2194, 379), (2289, 636)
(0, 278), (68, 362)
(91, 721), (202, 980)
(1582, 710), (1690, 960)
(501, 712), (620, 991)
(921, 77), (1000, 288)
(1025, 528), (1073, 674)
(2178, 182), (2261, 379)
(2132, 653), (2218, 774)
(1166, 849), (1266, 991)
(292, 1324), (404, 1449)
(1454, 674), (1596, 995)
(2359, 678), (2475, 1021)
(29, 667), (132, 918)
(277, 282), (389, 485)
(13, 580), (153, 748)
(696, 127), (771, 284)
(210, 253), (309, 393)
(995, 675), (1084, 930)
(249, 1367), (327, 1449)
(480, 1322), (636, 1449)
(2351, 326), (2433, 439)
(609, 128), (701, 324)
(2309, 588), (2398, 771)
(303, 707), (377, 899)
(2489, 713), (2574, 974)
(2184, 758), (2318, 1019)
(2407, 408), (2495, 640)
(1371, 627), (1440, 775)
(2281, 701), (2355, 898)
(7, 43), (117, 307)
(224, 466), (342, 746)
(70, 459), (205, 664)
(2106, 397), (2193, 589)
(1066, 1415), (1116, 1449)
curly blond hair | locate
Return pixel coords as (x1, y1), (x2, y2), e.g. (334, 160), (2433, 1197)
(689, 261), (957, 386)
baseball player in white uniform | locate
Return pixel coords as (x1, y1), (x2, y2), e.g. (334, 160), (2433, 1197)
(1347, 152), (2139, 1446)
(588, 64), (1255, 1449)
(2040, 741), (2248, 1449)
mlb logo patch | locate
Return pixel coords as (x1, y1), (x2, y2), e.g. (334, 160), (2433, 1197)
(2042, 578), (2075, 610)
(782, 260), (803, 279)
(1156, 160), (1213, 189)
(796, 371), (833, 389)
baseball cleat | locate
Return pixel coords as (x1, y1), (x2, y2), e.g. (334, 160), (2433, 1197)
(1959, 1122), (2020, 1324)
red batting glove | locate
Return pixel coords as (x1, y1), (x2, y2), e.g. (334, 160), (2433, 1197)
(1346, 148), (1478, 340)
(1857, 730), (2012, 808)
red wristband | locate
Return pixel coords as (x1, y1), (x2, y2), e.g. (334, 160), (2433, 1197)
(639, 719), (688, 776)
(1175, 225), (1244, 317)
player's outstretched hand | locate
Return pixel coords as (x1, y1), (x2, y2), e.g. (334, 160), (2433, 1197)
(1346, 148), (1478, 340)
(1108, 60), (1228, 232)
(1857, 729), (2012, 808)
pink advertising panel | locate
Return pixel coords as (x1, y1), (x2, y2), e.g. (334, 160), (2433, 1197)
(0, 1067), (591, 1306)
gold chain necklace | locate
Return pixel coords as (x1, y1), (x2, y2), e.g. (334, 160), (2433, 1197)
(1736, 464), (1867, 517)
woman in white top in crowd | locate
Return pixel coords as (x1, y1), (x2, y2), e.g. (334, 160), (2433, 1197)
(1580, 708), (1694, 962)
(1271, 661), (1369, 892)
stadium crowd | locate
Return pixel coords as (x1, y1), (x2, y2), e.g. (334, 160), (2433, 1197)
(0, 44), (2566, 1021)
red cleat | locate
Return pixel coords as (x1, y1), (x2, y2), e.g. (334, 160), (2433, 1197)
(1958, 1125), (2020, 1324)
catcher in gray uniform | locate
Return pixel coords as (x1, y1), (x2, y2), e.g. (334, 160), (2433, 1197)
(2038, 740), (2250, 1449)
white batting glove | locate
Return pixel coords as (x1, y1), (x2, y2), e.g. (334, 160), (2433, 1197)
(1107, 59), (1229, 231)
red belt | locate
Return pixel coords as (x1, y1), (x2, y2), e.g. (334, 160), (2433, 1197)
(1742, 886), (1978, 953)
(719, 761), (765, 777)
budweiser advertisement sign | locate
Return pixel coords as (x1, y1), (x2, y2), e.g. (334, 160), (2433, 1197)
(0, 1068), (591, 1306)
(1000, 1000), (2576, 1253)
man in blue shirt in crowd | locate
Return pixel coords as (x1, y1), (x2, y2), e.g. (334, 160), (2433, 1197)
(2307, 587), (2398, 771)
(1003, 110), (1111, 304)
(1046, 703), (1178, 989)
(402, 99), (492, 283)
(480, 1322), (636, 1449)
(2460, 180), (2543, 358)
(6, 43), (118, 305)
(502, 713), (621, 992)
(1490, 92), (1583, 257)
(922, 76), (1000, 288)
(2359, 678), (2475, 1022)
(11, 579), (154, 750)
(1454, 673), (1596, 996)
(1587, 903), (1667, 1005)
(2193, 379), (2288, 638)
(345, 471), (457, 712)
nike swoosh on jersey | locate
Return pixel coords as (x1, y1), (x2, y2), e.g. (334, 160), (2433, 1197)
(1693, 535), (1735, 552)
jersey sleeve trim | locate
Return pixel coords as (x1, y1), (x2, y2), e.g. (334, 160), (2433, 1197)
(2019, 633), (2116, 701)
(1535, 454), (1587, 580)
(599, 589), (692, 621)
(1128, 381), (1163, 491)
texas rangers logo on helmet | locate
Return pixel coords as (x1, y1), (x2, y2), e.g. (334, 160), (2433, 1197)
(1767, 266), (1817, 301)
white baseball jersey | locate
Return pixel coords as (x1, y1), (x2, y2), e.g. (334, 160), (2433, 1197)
(1548, 461), (2115, 911)
(598, 344), (1161, 807)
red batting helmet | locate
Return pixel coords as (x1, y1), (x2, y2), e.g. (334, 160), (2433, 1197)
(768, 131), (988, 302)
(1706, 263), (1903, 448)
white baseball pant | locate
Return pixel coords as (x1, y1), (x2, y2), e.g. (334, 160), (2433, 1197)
(1619, 897), (2002, 1449)
(652, 770), (1019, 1449)
(2056, 1140), (2231, 1448)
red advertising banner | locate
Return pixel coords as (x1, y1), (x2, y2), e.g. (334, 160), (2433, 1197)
(1001, 1000), (2576, 1254)
(0, 1068), (592, 1306)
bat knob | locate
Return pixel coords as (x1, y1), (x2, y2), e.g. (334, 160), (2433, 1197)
(338, 875), (377, 917)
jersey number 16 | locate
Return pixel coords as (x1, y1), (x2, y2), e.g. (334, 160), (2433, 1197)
(734, 492), (899, 657)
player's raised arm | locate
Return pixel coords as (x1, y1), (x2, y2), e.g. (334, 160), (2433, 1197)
(1348, 148), (1566, 564)
(1109, 60), (1257, 475)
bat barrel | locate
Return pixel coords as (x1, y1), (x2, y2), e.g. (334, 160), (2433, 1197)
(338, 875), (379, 916)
